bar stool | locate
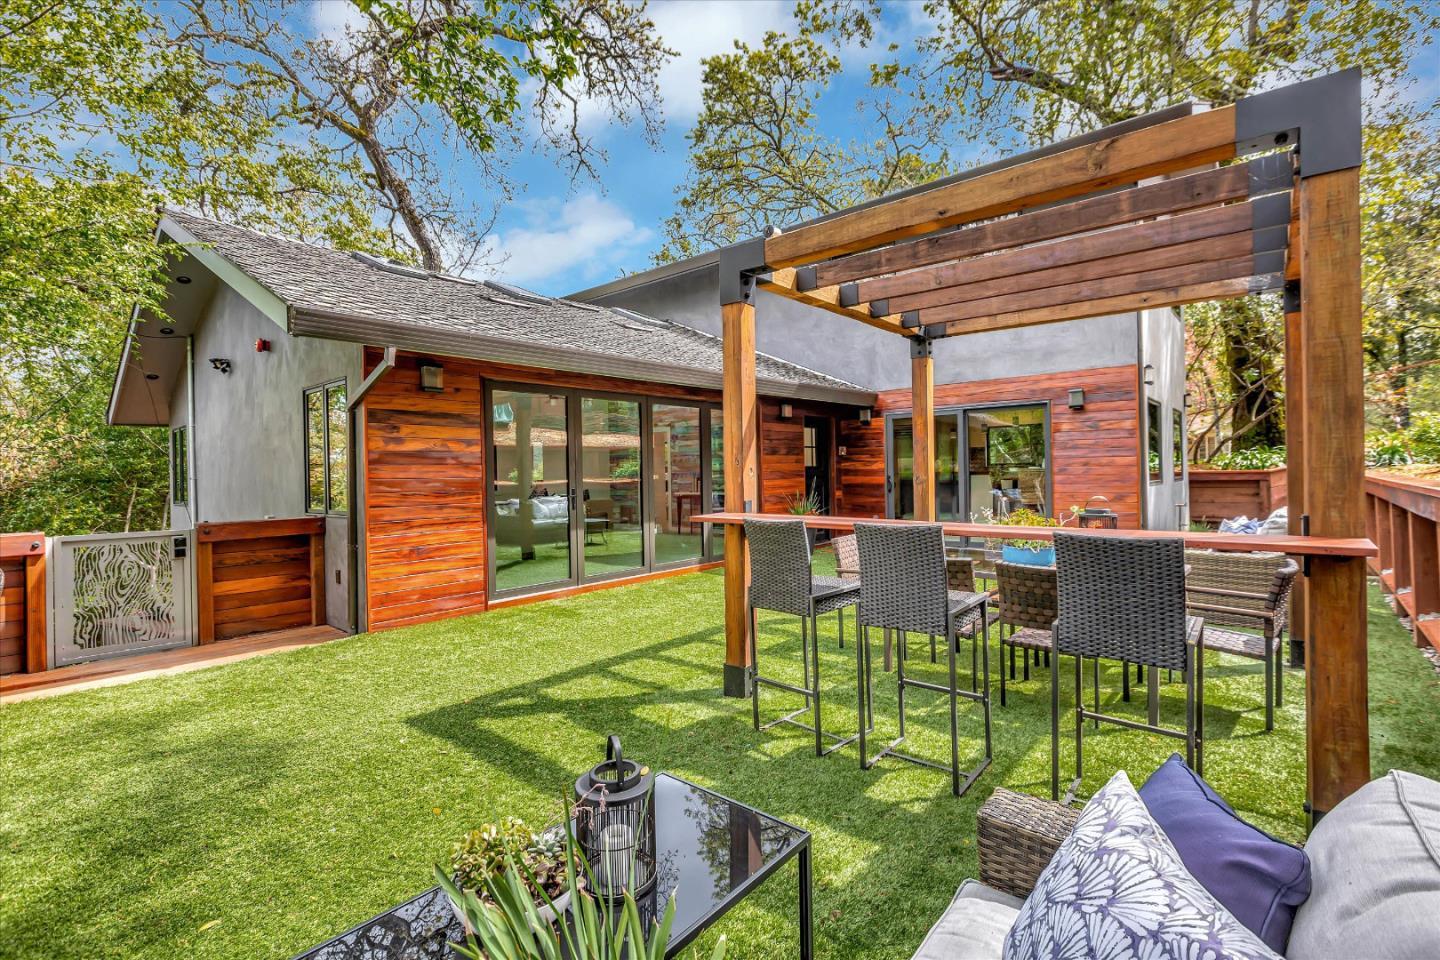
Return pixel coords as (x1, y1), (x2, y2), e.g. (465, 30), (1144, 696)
(854, 522), (993, 797)
(994, 560), (1057, 707)
(1050, 532), (1205, 802)
(744, 518), (862, 757)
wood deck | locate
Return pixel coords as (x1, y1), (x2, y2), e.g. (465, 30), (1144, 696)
(0, 624), (346, 704)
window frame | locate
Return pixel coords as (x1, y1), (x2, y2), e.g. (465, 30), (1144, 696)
(1146, 399), (1164, 485)
(304, 378), (348, 516)
(170, 426), (188, 506)
(1172, 407), (1185, 480)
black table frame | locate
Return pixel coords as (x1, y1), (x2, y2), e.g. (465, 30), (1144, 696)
(291, 773), (813, 960)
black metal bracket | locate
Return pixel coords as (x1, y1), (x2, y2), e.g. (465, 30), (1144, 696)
(719, 235), (770, 305)
(869, 299), (890, 318)
(901, 310), (922, 330)
(838, 283), (860, 308)
(1235, 68), (1362, 178)
(795, 266), (818, 292)
(1284, 280), (1301, 314)
(1250, 191), (1293, 233)
(1300, 513), (1311, 577)
(910, 335), (932, 359)
(1247, 151), (1295, 196)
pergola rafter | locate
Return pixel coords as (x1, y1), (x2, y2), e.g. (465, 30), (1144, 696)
(713, 68), (1371, 822)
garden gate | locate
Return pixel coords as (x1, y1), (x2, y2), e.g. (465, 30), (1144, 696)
(48, 529), (195, 666)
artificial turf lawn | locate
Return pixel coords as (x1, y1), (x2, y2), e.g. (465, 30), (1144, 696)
(1, 567), (1437, 960)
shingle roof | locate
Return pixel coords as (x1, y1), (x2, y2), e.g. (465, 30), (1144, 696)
(161, 209), (869, 401)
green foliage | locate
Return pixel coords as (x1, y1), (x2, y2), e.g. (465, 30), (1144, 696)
(1366, 413), (1440, 466)
(992, 507), (1059, 551)
(1198, 446), (1288, 470)
(438, 815), (724, 960)
(450, 817), (572, 903)
(784, 486), (824, 516)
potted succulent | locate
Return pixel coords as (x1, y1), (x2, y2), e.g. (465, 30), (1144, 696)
(785, 486), (825, 548)
(447, 817), (577, 931)
(993, 507), (1061, 566)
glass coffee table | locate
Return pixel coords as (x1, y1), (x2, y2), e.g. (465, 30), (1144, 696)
(292, 773), (813, 960)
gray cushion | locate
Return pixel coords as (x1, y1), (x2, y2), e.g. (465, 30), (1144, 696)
(1287, 770), (1440, 960)
(910, 880), (1022, 960)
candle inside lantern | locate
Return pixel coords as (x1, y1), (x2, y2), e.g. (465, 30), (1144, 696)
(596, 821), (634, 891)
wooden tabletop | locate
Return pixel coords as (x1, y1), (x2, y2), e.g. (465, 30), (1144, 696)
(693, 512), (1378, 558)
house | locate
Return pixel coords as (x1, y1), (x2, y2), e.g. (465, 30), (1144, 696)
(572, 247), (1189, 532)
(108, 210), (873, 637)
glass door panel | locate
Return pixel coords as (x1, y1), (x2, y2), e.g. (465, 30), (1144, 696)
(491, 389), (573, 593)
(889, 417), (915, 519)
(708, 413), (725, 557)
(936, 414), (962, 520)
(965, 404), (1049, 520)
(652, 403), (703, 565)
(580, 396), (644, 580)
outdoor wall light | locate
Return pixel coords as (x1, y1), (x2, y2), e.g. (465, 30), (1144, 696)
(145, 373), (159, 380)
(858, 407), (873, 426)
(209, 357), (231, 374)
(176, 275), (192, 284)
(418, 360), (444, 392)
(1067, 388), (1085, 410)
(1143, 363), (1156, 385)
(779, 402), (794, 419)
(159, 327), (174, 335)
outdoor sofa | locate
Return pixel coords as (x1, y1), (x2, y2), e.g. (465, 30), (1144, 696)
(914, 765), (1440, 959)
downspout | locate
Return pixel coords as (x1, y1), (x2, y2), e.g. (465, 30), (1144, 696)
(346, 346), (397, 634)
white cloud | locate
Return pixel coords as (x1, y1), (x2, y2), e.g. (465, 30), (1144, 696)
(476, 193), (653, 291)
(648, 0), (792, 118)
(309, 0), (368, 49)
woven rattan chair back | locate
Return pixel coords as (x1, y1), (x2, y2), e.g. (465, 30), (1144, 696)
(854, 523), (949, 635)
(744, 518), (813, 617)
(946, 554), (976, 592)
(833, 533), (861, 581)
(1053, 532), (1188, 671)
(1184, 550), (1297, 631)
(996, 561), (1058, 632)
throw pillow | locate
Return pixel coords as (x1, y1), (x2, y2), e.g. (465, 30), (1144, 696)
(1003, 770), (1282, 960)
(1139, 753), (1310, 952)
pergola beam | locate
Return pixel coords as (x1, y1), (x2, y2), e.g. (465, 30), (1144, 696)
(765, 106), (1239, 267)
(759, 267), (911, 335)
(861, 192), (1290, 314)
(923, 250), (1283, 330)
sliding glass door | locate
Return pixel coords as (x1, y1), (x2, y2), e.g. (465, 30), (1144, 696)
(887, 402), (1051, 522)
(490, 388), (574, 594)
(487, 383), (720, 599)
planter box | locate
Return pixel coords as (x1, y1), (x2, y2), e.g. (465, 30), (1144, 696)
(1001, 544), (1056, 566)
(1188, 467), (1287, 525)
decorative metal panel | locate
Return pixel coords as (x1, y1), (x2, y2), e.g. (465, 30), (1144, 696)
(51, 531), (193, 666)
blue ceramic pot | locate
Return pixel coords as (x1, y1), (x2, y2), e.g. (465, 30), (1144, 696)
(1002, 544), (1055, 566)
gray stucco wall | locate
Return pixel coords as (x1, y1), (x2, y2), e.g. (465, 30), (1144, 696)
(1140, 307), (1189, 530)
(585, 263), (1138, 392)
(170, 284), (363, 629)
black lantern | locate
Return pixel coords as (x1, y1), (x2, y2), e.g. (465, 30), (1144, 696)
(1077, 496), (1119, 529)
(573, 735), (656, 899)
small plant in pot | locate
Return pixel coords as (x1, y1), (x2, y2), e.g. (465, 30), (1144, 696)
(785, 486), (825, 547)
(993, 507), (1061, 566)
(448, 817), (577, 930)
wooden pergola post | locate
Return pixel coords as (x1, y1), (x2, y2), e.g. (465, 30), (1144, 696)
(911, 337), (936, 521)
(720, 251), (761, 697)
(1283, 286), (1309, 664)
(1297, 165), (1369, 818)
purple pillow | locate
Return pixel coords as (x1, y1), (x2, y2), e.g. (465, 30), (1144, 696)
(1139, 753), (1311, 954)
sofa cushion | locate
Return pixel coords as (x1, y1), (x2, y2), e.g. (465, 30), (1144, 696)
(1004, 771), (1281, 960)
(911, 880), (1021, 960)
(1139, 753), (1310, 952)
(1286, 770), (1440, 960)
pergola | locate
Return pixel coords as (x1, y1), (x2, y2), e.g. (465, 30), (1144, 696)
(702, 69), (1374, 820)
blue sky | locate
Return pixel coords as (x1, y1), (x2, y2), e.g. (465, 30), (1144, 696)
(306, 0), (1440, 297)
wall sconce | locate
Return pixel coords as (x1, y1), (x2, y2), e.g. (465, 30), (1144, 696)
(209, 357), (231, 374)
(1143, 363), (1156, 386)
(858, 407), (872, 426)
(779, 402), (794, 419)
(1067, 388), (1085, 410)
(418, 360), (444, 392)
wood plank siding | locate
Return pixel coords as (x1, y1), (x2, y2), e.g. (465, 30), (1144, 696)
(195, 518), (325, 642)
(1, 557), (25, 674)
(0, 534), (44, 675)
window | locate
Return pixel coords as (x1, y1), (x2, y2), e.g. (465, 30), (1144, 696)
(1172, 408), (1185, 479)
(170, 426), (188, 506)
(1147, 400), (1163, 483)
(305, 380), (347, 514)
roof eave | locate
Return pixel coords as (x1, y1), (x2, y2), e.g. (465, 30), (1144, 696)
(289, 306), (876, 407)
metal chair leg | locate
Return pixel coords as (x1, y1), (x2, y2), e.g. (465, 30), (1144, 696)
(1122, 659), (1131, 702)
(750, 605), (761, 731)
(999, 628), (1008, 707)
(1074, 654), (1085, 794)
(947, 619), (960, 796)
(1092, 657), (1100, 729)
(1196, 633), (1206, 775)
(1264, 638), (1274, 732)
(1051, 649), (1061, 801)
(812, 611), (823, 757)
(930, 632), (937, 664)
(800, 615), (810, 692)
(980, 609), (992, 761)
(1276, 634), (1284, 708)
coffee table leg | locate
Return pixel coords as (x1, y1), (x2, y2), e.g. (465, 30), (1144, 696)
(799, 840), (813, 960)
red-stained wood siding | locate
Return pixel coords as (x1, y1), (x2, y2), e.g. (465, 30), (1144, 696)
(839, 364), (1143, 528)
(758, 398), (850, 514)
(0, 558), (24, 674)
(364, 351), (488, 630)
(210, 534), (317, 640)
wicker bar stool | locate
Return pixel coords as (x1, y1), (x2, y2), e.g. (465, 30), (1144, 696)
(1050, 532), (1205, 802)
(854, 522), (992, 797)
(744, 519), (863, 757)
(1185, 550), (1299, 732)
(994, 561), (1057, 707)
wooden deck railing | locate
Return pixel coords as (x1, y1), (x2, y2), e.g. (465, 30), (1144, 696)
(1366, 472), (1440, 653)
(1188, 466), (1288, 524)
(0, 532), (46, 675)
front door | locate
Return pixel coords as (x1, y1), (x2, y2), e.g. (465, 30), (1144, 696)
(803, 416), (833, 513)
